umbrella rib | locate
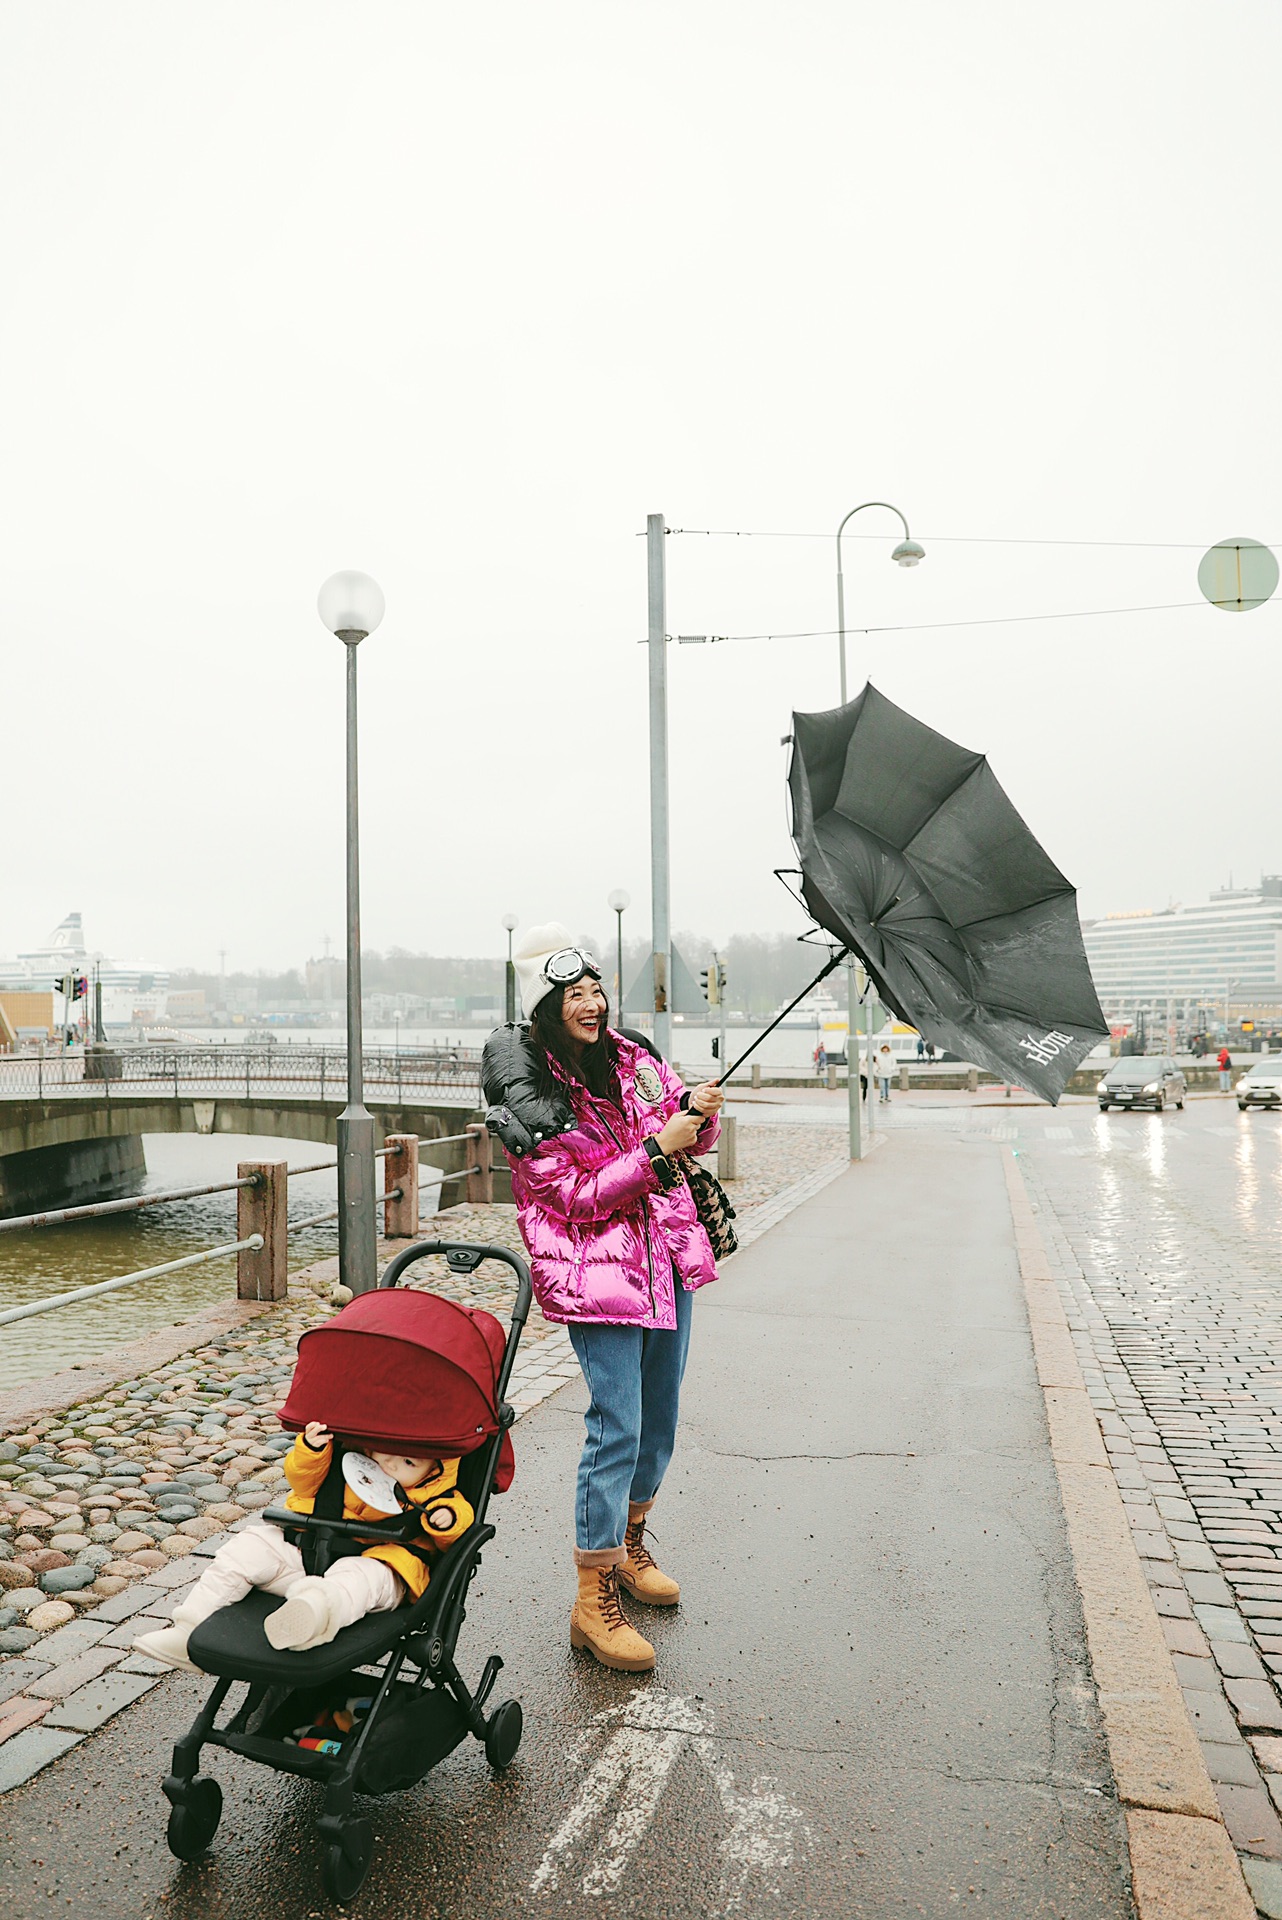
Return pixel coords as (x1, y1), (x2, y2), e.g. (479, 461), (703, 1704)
(950, 888), (1080, 934)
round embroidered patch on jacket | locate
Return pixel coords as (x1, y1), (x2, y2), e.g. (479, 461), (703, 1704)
(634, 1063), (664, 1105)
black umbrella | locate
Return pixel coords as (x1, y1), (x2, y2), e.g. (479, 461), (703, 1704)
(785, 683), (1108, 1104)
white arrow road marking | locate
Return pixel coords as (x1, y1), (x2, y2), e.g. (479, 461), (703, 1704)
(531, 1687), (810, 1910)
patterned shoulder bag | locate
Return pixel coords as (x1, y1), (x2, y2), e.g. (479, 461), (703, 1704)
(672, 1151), (738, 1260)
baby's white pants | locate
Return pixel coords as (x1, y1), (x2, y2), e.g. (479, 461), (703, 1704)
(176, 1522), (403, 1632)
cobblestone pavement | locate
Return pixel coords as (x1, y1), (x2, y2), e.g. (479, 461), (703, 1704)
(874, 1094), (1282, 1915)
(0, 1118), (847, 1794)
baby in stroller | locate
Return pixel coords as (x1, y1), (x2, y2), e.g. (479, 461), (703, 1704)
(135, 1421), (474, 1666)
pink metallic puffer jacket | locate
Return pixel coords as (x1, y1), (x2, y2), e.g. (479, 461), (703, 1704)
(507, 1033), (720, 1329)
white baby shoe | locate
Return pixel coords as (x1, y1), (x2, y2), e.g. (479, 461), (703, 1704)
(265, 1576), (341, 1651)
(133, 1624), (198, 1671)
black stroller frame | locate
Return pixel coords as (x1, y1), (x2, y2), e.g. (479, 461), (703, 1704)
(161, 1240), (532, 1904)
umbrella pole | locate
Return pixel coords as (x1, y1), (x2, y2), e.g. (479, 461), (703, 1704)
(717, 950), (849, 1086)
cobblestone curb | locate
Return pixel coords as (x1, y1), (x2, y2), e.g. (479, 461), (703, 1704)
(1004, 1149), (1256, 1919)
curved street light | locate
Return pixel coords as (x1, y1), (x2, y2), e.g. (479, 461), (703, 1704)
(835, 502), (924, 705)
(317, 569), (385, 1298)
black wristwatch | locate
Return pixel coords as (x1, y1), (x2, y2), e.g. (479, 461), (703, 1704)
(642, 1136), (680, 1191)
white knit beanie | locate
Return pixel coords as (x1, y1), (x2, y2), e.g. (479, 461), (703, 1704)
(513, 921), (599, 1022)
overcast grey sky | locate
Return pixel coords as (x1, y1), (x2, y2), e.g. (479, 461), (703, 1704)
(2, 3), (1278, 972)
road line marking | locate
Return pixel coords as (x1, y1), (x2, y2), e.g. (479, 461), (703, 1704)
(530, 1686), (810, 1910)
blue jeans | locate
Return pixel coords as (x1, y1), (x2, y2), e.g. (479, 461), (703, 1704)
(567, 1279), (693, 1555)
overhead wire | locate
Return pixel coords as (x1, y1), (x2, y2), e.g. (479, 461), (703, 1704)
(662, 599), (1221, 643)
(647, 529), (1276, 551)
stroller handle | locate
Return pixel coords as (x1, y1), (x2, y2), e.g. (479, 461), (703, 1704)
(378, 1239), (533, 1407)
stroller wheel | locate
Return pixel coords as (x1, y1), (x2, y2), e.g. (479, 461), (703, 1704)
(484, 1699), (523, 1771)
(321, 1818), (374, 1905)
(166, 1777), (223, 1861)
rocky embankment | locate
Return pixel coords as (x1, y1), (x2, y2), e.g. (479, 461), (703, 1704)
(0, 1294), (325, 1651)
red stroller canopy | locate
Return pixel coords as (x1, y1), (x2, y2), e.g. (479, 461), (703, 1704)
(280, 1290), (515, 1489)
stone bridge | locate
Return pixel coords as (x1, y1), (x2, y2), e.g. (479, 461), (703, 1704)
(0, 1046), (489, 1214)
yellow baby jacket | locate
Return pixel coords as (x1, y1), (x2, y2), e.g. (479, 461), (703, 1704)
(283, 1437), (473, 1601)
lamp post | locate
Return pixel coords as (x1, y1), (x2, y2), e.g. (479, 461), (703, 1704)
(608, 889), (630, 1017)
(501, 913), (518, 1025)
(646, 514), (671, 1058)
(317, 568), (385, 1298)
(834, 503), (924, 1159)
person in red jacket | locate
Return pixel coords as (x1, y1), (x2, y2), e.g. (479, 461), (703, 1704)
(1218, 1045), (1232, 1093)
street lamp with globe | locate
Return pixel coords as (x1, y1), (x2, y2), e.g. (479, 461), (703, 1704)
(833, 504), (924, 1165)
(317, 569), (385, 1299)
(608, 890), (630, 1016)
(501, 913), (519, 1025)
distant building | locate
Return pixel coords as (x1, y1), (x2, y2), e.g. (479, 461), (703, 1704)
(306, 955), (343, 1002)
(1082, 878), (1282, 1028)
(0, 991), (54, 1046)
(0, 912), (168, 1028)
(165, 988), (207, 1022)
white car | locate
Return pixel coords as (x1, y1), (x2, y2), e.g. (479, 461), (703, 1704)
(1238, 1060), (1282, 1111)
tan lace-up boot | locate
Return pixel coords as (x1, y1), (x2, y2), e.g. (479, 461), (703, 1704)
(570, 1566), (656, 1671)
(619, 1513), (680, 1607)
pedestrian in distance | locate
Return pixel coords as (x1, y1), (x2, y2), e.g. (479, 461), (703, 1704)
(814, 1038), (827, 1075)
(916, 1036), (925, 1061)
(483, 923), (723, 1674)
(876, 1039), (894, 1103)
(1218, 1043), (1232, 1093)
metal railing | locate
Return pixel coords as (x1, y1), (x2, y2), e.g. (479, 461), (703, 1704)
(0, 1043), (482, 1102)
(0, 1123), (494, 1321)
(0, 1235), (265, 1328)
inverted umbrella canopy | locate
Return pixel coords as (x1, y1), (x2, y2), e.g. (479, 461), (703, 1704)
(788, 684), (1108, 1104)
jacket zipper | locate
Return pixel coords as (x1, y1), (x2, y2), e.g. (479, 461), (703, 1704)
(597, 1102), (657, 1318)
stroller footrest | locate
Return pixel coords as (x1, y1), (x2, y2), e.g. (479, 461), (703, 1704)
(210, 1727), (344, 1781)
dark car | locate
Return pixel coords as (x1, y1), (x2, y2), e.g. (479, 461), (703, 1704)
(1098, 1056), (1186, 1113)
(1237, 1059), (1282, 1112)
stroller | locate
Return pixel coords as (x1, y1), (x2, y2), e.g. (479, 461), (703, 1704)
(160, 1240), (531, 1905)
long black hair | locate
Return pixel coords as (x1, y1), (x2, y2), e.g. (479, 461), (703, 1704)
(529, 981), (618, 1103)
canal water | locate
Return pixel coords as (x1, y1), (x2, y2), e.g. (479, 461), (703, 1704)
(0, 1133), (389, 1395)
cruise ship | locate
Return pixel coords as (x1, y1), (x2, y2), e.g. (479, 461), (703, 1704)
(0, 913), (170, 1025)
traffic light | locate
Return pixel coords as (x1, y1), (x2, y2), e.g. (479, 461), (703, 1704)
(711, 1037), (720, 1060)
(700, 965), (719, 1007)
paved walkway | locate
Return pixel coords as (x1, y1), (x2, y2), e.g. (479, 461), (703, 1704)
(0, 1127), (1135, 1918)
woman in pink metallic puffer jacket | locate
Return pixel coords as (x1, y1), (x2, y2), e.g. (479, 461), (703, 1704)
(491, 922), (723, 1675)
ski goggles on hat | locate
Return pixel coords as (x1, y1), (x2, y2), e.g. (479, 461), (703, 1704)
(541, 947), (602, 988)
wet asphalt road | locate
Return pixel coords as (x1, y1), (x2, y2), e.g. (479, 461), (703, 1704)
(0, 1133), (1132, 1919)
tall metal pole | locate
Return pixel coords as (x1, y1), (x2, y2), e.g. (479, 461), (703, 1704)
(647, 512), (672, 1059)
(338, 636), (376, 1296)
(615, 908), (625, 1020)
(847, 958), (863, 1159)
(835, 502), (916, 1154)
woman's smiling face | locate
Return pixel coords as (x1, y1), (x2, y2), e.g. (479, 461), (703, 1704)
(560, 974), (607, 1049)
